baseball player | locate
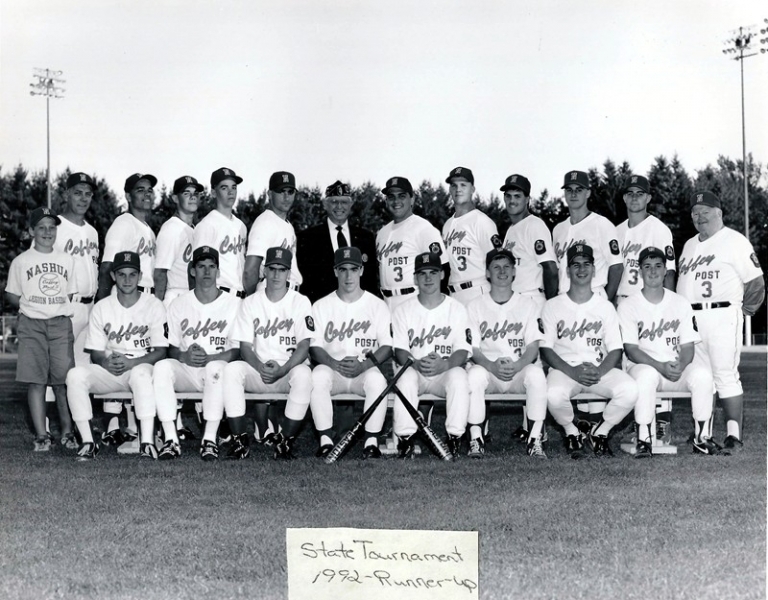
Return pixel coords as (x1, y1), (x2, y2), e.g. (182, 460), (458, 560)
(618, 247), (719, 457)
(309, 246), (392, 459)
(441, 167), (499, 305)
(223, 247), (313, 460)
(66, 251), (168, 460)
(243, 171), (302, 296)
(677, 191), (765, 451)
(615, 175), (676, 303)
(466, 249), (548, 458)
(540, 244), (638, 458)
(391, 252), (472, 459)
(192, 168), (247, 298)
(377, 177), (448, 312)
(152, 246), (240, 460)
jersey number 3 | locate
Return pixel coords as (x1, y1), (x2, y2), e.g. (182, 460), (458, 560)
(393, 266), (403, 282)
(701, 280), (712, 298)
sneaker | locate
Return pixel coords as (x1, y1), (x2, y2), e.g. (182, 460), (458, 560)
(511, 426), (529, 444)
(526, 437), (547, 459)
(693, 437), (730, 456)
(75, 442), (99, 461)
(101, 429), (124, 446)
(362, 444), (382, 460)
(315, 443), (334, 458)
(61, 433), (79, 450)
(158, 440), (181, 460)
(446, 435), (462, 459)
(122, 428), (138, 442)
(592, 435), (614, 458)
(200, 440), (219, 461)
(274, 434), (297, 460)
(217, 420), (233, 445)
(33, 435), (52, 452)
(139, 442), (158, 460)
(467, 438), (485, 459)
(565, 434), (585, 460)
(723, 435), (744, 453)
(656, 420), (672, 445)
(227, 433), (251, 460)
(177, 426), (196, 441)
(634, 440), (653, 459)
(254, 419), (276, 446)
(397, 435), (415, 459)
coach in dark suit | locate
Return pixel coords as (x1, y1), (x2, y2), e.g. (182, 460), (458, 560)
(297, 180), (380, 303)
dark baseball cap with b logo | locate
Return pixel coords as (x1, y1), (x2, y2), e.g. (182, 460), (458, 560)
(486, 248), (516, 268)
(211, 167), (243, 187)
(445, 166), (474, 185)
(500, 174), (531, 196)
(690, 191), (721, 209)
(623, 174), (650, 194)
(124, 173), (158, 193)
(66, 172), (96, 190)
(269, 171), (296, 192)
(561, 170), (590, 189)
(173, 176), (204, 194)
(414, 252), (442, 273)
(382, 176), (414, 196)
(334, 246), (363, 268)
(192, 246), (219, 266)
(638, 246), (665, 265)
(265, 247), (292, 269)
(30, 206), (61, 228)
(567, 244), (594, 265)
(111, 251), (141, 272)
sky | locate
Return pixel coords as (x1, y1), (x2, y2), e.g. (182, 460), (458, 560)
(1, 0), (767, 203)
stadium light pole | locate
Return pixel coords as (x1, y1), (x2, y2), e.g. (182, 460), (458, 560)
(29, 68), (66, 209)
(721, 21), (767, 346)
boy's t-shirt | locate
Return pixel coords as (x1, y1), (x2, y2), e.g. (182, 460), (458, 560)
(6, 247), (76, 319)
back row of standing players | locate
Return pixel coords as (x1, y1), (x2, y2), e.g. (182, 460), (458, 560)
(47, 165), (764, 459)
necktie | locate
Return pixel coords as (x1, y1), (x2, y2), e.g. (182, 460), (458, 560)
(336, 225), (348, 248)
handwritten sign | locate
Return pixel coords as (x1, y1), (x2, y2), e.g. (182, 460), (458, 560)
(286, 527), (478, 600)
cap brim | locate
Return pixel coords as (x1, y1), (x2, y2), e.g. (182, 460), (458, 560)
(500, 184), (526, 193)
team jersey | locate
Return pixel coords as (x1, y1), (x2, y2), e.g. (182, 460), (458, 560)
(466, 293), (544, 361)
(540, 293), (622, 366)
(677, 227), (763, 308)
(310, 291), (392, 360)
(392, 294), (472, 361)
(85, 292), (168, 357)
(155, 216), (194, 291)
(166, 289), (239, 354)
(618, 289), (699, 363)
(6, 247), (76, 319)
(230, 289), (313, 365)
(502, 214), (557, 294)
(246, 209), (302, 288)
(103, 213), (156, 290)
(53, 216), (99, 297)
(552, 212), (622, 294)
(376, 214), (447, 291)
(442, 209), (498, 285)
(616, 215), (676, 297)
(193, 209), (247, 292)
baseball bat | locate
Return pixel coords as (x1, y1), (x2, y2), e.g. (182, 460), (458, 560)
(367, 353), (453, 462)
(324, 357), (414, 464)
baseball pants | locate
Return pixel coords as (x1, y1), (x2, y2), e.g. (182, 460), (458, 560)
(309, 365), (388, 433)
(393, 366), (470, 438)
(692, 306), (743, 398)
(223, 361), (312, 421)
(450, 280), (490, 306)
(66, 363), (156, 422)
(153, 359), (227, 423)
(467, 363), (547, 425)
(547, 368), (638, 427)
(628, 362), (714, 424)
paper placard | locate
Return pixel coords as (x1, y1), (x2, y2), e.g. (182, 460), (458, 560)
(286, 527), (479, 600)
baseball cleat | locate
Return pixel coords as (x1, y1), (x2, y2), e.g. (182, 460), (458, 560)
(526, 437), (547, 459)
(722, 436), (744, 453)
(217, 420), (233, 445)
(511, 426), (529, 444)
(467, 438), (485, 459)
(200, 440), (219, 461)
(446, 435), (462, 459)
(177, 427), (196, 441)
(158, 440), (181, 460)
(315, 443), (333, 458)
(227, 434), (251, 460)
(122, 428), (138, 442)
(61, 433), (79, 450)
(139, 442), (158, 460)
(592, 435), (613, 458)
(253, 419), (276, 446)
(101, 429), (124, 446)
(397, 435), (415, 460)
(273, 434), (296, 460)
(634, 440), (653, 459)
(692, 437), (730, 456)
(33, 435), (52, 452)
(75, 442), (100, 461)
(565, 434), (585, 460)
(362, 444), (382, 460)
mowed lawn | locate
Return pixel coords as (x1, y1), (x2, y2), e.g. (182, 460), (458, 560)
(0, 354), (765, 600)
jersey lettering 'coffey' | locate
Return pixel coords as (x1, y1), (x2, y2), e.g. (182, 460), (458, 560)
(444, 229), (467, 246)
(252, 317), (294, 339)
(409, 325), (452, 348)
(64, 238), (99, 262)
(182, 244), (193, 262)
(553, 238), (581, 262)
(323, 319), (373, 343)
(219, 234), (247, 256)
(103, 322), (150, 345)
(377, 240), (404, 260)
(556, 319), (603, 340)
(678, 254), (715, 276)
(477, 320), (524, 342)
(637, 318), (681, 347)
(179, 317), (229, 340)
(136, 236), (156, 257)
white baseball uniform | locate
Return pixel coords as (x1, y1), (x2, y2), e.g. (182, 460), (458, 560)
(540, 293), (637, 427)
(677, 227), (763, 398)
(616, 215), (675, 299)
(103, 213), (156, 291)
(442, 209), (498, 304)
(155, 216), (194, 306)
(247, 210), (302, 290)
(552, 213), (622, 295)
(502, 213), (556, 307)
(192, 210), (247, 294)
(154, 290), (240, 424)
(223, 289), (313, 421)
(377, 214), (448, 311)
(618, 289), (712, 425)
(309, 291), (392, 433)
(66, 292), (168, 423)
(391, 294), (472, 437)
(466, 293), (547, 426)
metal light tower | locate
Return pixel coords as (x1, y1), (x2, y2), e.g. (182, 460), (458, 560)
(29, 68), (65, 209)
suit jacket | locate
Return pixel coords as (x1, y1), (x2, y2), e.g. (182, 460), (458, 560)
(297, 223), (380, 303)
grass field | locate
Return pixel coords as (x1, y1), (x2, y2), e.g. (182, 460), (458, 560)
(0, 354), (765, 600)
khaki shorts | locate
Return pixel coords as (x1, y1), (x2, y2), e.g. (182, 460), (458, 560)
(16, 315), (75, 385)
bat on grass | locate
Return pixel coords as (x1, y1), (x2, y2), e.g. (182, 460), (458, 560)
(324, 357), (414, 464)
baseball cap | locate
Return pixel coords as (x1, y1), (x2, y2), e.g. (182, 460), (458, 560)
(638, 246), (666, 266)
(445, 166), (474, 185)
(111, 251), (141, 272)
(623, 174), (650, 194)
(264, 247), (292, 269)
(381, 176), (414, 196)
(561, 170), (590, 189)
(325, 180), (352, 197)
(66, 172), (96, 190)
(334, 246), (363, 268)
(124, 173), (158, 193)
(192, 245), (219, 267)
(485, 248), (516, 268)
(211, 167), (243, 188)
(690, 191), (721, 210)
(566, 243), (594, 265)
(173, 175), (204, 195)
(269, 171), (296, 192)
(414, 252), (442, 273)
(29, 206), (61, 228)
(500, 174), (531, 196)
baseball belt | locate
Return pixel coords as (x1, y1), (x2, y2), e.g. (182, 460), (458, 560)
(220, 286), (246, 299)
(381, 286), (416, 298)
(288, 283), (300, 292)
(691, 301), (731, 310)
(137, 286), (155, 294)
(78, 296), (94, 304)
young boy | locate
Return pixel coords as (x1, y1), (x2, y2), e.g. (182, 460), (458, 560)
(5, 207), (77, 451)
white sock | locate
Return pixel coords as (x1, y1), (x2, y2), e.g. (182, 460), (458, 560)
(76, 421), (93, 444)
(203, 419), (220, 442)
(139, 419), (155, 446)
(564, 423), (579, 436)
(107, 416), (120, 432)
(593, 421), (612, 437)
(726, 420), (740, 439)
(126, 406), (137, 432)
(176, 413), (183, 429)
(364, 436), (378, 448)
(469, 425), (482, 439)
(637, 423), (652, 444)
(319, 434), (333, 447)
(161, 421), (179, 444)
(529, 420), (543, 440)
